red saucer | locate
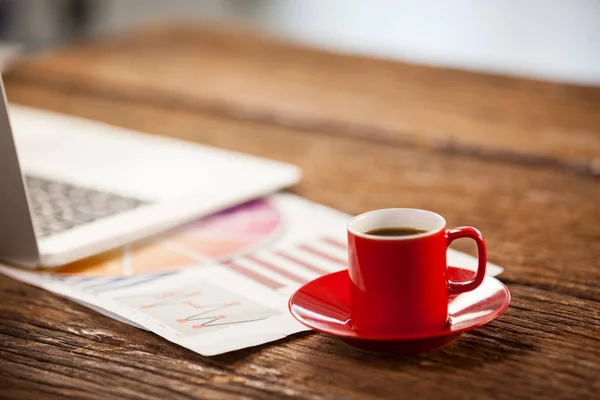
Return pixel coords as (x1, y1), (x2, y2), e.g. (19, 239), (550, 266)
(289, 266), (510, 356)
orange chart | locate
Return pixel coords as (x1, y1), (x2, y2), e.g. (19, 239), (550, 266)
(54, 200), (283, 277)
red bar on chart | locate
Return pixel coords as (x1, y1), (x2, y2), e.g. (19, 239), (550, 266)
(299, 244), (347, 266)
(246, 255), (307, 284)
(322, 237), (347, 250)
(275, 251), (330, 275)
(224, 261), (284, 290)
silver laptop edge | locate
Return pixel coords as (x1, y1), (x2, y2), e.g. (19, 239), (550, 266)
(0, 75), (302, 268)
(0, 76), (39, 266)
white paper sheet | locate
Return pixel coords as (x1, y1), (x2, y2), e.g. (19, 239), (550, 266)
(0, 194), (503, 355)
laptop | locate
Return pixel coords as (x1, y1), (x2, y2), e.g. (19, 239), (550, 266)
(0, 77), (301, 268)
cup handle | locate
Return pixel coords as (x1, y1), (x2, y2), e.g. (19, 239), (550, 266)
(446, 227), (487, 295)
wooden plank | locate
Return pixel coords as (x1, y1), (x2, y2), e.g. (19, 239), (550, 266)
(5, 24), (600, 176)
(5, 81), (600, 299)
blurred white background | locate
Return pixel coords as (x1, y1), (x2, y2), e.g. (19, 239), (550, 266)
(1, 0), (599, 85)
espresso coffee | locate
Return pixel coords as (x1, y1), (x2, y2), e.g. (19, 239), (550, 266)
(364, 227), (427, 237)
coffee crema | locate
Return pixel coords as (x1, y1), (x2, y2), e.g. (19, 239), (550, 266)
(364, 227), (427, 237)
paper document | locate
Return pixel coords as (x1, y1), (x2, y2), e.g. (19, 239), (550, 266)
(0, 194), (503, 355)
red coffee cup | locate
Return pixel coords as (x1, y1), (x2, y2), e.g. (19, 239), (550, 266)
(347, 208), (487, 335)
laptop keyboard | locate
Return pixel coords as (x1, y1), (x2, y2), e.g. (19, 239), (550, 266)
(25, 175), (148, 238)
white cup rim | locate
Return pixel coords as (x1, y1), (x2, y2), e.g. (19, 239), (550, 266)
(347, 208), (446, 241)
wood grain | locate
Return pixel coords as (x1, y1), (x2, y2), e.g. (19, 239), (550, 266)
(1, 24), (600, 400)
(6, 24), (600, 176)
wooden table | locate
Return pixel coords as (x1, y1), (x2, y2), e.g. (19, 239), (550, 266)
(1, 23), (599, 400)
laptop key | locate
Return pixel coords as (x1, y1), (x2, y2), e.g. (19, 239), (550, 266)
(25, 175), (147, 238)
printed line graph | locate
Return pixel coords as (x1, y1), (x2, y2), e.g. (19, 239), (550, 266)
(174, 302), (267, 330)
(139, 290), (204, 309)
(119, 283), (280, 336)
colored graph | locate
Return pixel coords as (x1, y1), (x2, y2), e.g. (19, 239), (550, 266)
(221, 237), (348, 290)
(119, 282), (280, 335)
(53, 199), (283, 277)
